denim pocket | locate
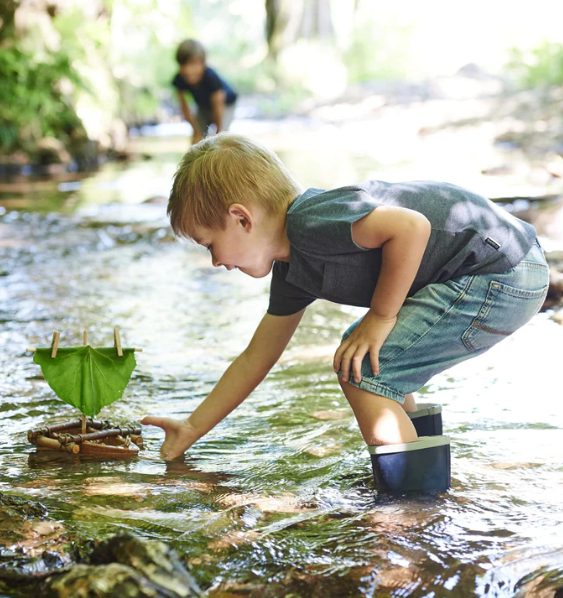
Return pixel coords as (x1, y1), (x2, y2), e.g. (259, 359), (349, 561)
(461, 277), (548, 352)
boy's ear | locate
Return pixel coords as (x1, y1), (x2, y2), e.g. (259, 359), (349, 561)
(228, 204), (253, 231)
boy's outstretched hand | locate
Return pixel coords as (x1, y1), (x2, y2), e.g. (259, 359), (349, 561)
(140, 416), (200, 461)
(333, 311), (397, 384)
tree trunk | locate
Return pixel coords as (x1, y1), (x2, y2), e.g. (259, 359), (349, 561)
(265, 0), (289, 60)
(265, 0), (334, 60)
(298, 0), (334, 40)
(0, 0), (18, 42)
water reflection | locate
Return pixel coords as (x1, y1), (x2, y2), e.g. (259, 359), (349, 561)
(1, 142), (563, 597)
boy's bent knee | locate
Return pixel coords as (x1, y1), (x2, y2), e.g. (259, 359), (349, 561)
(336, 371), (406, 405)
(339, 380), (418, 445)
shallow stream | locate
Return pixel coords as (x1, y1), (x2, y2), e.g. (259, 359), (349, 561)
(1, 128), (563, 597)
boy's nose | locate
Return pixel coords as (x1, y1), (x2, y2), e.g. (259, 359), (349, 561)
(211, 257), (233, 270)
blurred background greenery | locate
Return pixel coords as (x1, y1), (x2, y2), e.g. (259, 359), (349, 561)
(1, 0), (563, 167)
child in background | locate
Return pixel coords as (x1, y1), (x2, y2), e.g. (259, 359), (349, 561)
(142, 133), (548, 493)
(172, 39), (237, 144)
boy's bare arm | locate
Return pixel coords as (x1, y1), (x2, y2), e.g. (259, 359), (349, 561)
(141, 309), (305, 459)
(354, 205), (431, 319)
(209, 89), (226, 132)
(188, 309), (304, 436)
(177, 90), (202, 141)
(334, 205), (431, 382)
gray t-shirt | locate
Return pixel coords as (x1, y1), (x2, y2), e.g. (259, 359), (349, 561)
(267, 180), (537, 316)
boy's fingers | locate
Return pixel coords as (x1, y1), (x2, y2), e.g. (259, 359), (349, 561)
(333, 341), (349, 372)
(340, 357), (350, 381)
(140, 416), (167, 429)
(352, 345), (368, 383)
(332, 352), (340, 372)
(161, 439), (187, 461)
(352, 357), (362, 383)
(161, 439), (183, 461)
(340, 345), (357, 382)
(160, 444), (171, 459)
(163, 449), (184, 461)
(370, 350), (379, 376)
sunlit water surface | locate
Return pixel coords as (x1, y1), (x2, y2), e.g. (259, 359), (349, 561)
(0, 134), (562, 598)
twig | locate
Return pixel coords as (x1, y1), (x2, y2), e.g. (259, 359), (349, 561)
(114, 327), (123, 357)
(51, 332), (60, 358)
(26, 347), (143, 352)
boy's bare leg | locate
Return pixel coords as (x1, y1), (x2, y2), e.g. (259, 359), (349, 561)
(339, 380), (418, 446)
(403, 393), (417, 413)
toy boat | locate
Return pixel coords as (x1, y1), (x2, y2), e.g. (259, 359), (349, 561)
(28, 418), (143, 457)
(26, 328), (144, 458)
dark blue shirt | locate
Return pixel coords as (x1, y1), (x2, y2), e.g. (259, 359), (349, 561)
(172, 67), (237, 108)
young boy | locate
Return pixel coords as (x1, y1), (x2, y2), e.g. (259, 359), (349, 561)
(172, 39), (237, 144)
(142, 133), (549, 493)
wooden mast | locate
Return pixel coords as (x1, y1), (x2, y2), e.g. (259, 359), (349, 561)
(82, 330), (88, 433)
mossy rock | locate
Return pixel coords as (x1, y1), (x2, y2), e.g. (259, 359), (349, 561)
(0, 492), (47, 531)
(0, 533), (202, 598)
(46, 562), (190, 598)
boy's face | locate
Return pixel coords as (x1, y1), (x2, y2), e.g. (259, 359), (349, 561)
(192, 205), (278, 279)
(179, 59), (205, 85)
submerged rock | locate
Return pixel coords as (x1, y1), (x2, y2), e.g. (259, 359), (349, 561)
(87, 534), (202, 597)
(0, 533), (202, 598)
(0, 550), (71, 584)
(47, 561), (197, 598)
(0, 492), (51, 545)
(0, 493), (48, 522)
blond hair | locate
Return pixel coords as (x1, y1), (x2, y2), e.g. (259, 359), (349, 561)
(168, 133), (302, 239)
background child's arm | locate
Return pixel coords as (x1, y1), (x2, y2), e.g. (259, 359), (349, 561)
(334, 205), (431, 382)
(141, 309), (305, 459)
(177, 90), (203, 142)
(209, 89), (226, 132)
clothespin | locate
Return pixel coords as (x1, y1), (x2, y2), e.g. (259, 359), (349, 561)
(51, 331), (60, 358)
(114, 327), (123, 357)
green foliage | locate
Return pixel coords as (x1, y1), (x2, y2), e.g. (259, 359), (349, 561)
(343, 20), (411, 84)
(507, 41), (563, 88)
(105, 0), (193, 122)
(0, 0), (194, 156)
(0, 44), (86, 154)
(33, 347), (136, 417)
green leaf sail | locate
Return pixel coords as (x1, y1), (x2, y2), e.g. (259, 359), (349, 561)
(33, 347), (136, 417)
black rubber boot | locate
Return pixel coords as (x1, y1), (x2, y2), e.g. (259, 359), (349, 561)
(408, 403), (442, 436)
(369, 435), (451, 493)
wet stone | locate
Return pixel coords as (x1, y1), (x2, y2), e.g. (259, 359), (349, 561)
(47, 562), (197, 598)
(0, 533), (202, 598)
(0, 549), (71, 584)
(87, 534), (202, 597)
(0, 492), (48, 526)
